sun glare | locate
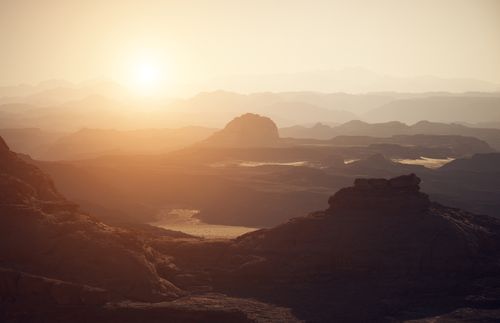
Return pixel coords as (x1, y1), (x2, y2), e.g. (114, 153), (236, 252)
(127, 53), (169, 97)
(136, 61), (159, 86)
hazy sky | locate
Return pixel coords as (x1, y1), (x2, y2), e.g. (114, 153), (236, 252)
(1, 0), (500, 87)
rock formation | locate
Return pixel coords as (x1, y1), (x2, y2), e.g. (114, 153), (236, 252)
(328, 173), (430, 212)
(236, 173), (499, 273)
(225, 174), (500, 321)
(0, 136), (181, 302)
(202, 113), (281, 147)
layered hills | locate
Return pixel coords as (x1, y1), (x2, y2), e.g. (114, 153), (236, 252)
(281, 119), (500, 150)
(24, 114), (499, 227)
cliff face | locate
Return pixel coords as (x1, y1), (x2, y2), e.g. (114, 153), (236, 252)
(0, 136), (181, 302)
(202, 113), (281, 147)
(235, 173), (500, 276)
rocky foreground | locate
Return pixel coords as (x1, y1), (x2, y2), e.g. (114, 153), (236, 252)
(1, 135), (500, 322)
(0, 136), (299, 322)
(158, 174), (500, 321)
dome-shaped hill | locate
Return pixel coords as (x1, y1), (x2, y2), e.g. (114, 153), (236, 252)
(202, 113), (281, 148)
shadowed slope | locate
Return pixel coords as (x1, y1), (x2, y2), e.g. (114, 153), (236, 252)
(0, 136), (181, 301)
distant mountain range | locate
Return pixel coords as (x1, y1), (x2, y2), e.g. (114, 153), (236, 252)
(1, 76), (499, 130)
(281, 119), (500, 150)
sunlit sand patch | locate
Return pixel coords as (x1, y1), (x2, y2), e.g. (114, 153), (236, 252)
(150, 209), (258, 239)
(210, 160), (312, 168)
(344, 159), (360, 164)
(238, 161), (309, 167)
(392, 157), (455, 169)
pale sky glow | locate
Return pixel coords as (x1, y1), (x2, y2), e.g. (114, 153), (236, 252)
(1, 0), (499, 88)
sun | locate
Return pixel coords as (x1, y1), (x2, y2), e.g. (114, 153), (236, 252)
(136, 61), (160, 87)
(127, 53), (169, 96)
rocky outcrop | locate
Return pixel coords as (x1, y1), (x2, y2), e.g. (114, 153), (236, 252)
(202, 113), (281, 147)
(0, 136), (181, 302)
(234, 174), (500, 276)
(328, 173), (430, 213)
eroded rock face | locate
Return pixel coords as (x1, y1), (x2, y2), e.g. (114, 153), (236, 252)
(202, 113), (281, 147)
(0, 136), (181, 302)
